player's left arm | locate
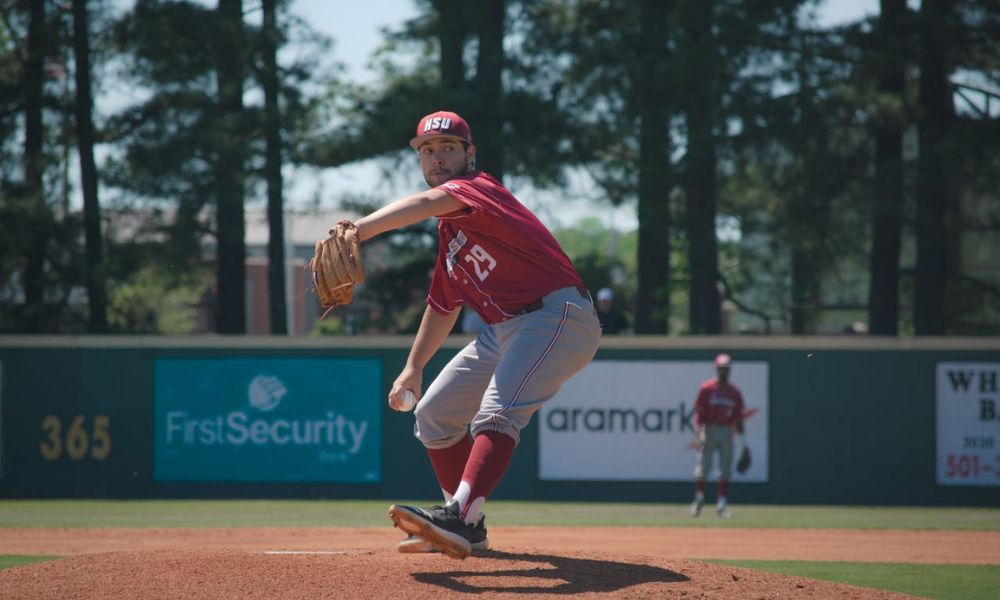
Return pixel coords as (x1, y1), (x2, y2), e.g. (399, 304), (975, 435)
(355, 188), (463, 241)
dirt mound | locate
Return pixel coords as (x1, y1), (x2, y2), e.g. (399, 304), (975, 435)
(0, 548), (916, 599)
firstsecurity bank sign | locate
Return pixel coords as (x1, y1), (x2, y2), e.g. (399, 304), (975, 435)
(154, 358), (380, 482)
(539, 360), (769, 482)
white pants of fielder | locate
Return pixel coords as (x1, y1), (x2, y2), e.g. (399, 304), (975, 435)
(695, 423), (735, 480)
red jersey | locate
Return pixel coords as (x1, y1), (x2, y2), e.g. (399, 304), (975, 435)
(427, 171), (583, 324)
(694, 379), (745, 427)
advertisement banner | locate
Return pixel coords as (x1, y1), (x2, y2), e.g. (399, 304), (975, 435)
(936, 362), (1000, 487)
(539, 360), (769, 481)
(155, 358), (381, 482)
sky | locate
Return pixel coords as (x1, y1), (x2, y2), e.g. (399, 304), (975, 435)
(292, 0), (883, 81)
(100, 1), (885, 234)
(281, 0), (883, 233)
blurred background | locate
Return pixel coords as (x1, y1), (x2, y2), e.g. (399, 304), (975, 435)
(1, 0), (997, 337)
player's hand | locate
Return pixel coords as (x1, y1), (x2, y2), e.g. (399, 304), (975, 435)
(695, 428), (706, 450)
(389, 368), (422, 412)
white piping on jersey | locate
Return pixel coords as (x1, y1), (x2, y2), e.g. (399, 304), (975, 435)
(427, 295), (454, 315)
(494, 301), (570, 428)
(453, 262), (516, 319)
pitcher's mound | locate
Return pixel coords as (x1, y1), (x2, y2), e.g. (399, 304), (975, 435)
(0, 548), (915, 599)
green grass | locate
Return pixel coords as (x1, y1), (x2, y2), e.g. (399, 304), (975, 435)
(0, 556), (59, 569)
(711, 560), (1000, 600)
(0, 500), (997, 530)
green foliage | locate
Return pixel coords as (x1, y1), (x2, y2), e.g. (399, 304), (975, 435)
(107, 264), (210, 334)
(0, 0), (997, 336)
(309, 314), (347, 336)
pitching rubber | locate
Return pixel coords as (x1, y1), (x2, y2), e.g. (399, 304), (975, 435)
(388, 505), (471, 560)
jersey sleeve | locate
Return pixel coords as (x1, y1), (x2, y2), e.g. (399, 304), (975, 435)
(437, 178), (500, 218)
(734, 388), (746, 425)
(694, 384), (709, 427)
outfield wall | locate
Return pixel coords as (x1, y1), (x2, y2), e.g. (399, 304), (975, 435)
(0, 335), (997, 506)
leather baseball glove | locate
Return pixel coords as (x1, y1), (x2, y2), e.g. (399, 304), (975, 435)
(310, 220), (365, 310)
(736, 446), (752, 474)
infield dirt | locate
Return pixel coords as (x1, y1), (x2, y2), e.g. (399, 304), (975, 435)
(3, 526), (996, 599)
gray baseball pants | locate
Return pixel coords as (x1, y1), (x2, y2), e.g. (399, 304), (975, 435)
(414, 286), (601, 448)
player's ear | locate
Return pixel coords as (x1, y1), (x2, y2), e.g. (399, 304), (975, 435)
(467, 144), (477, 170)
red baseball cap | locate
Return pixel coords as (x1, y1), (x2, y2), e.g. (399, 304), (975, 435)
(715, 353), (732, 367)
(409, 111), (474, 149)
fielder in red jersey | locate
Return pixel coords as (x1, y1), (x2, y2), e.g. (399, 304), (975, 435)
(343, 110), (601, 559)
(691, 353), (746, 518)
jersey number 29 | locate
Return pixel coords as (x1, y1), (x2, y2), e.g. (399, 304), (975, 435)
(464, 245), (496, 281)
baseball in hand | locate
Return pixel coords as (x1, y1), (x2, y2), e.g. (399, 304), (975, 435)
(399, 389), (417, 412)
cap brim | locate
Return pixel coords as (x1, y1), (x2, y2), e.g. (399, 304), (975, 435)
(409, 133), (469, 150)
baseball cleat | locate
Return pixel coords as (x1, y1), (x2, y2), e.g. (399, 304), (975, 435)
(689, 499), (703, 517)
(716, 499), (732, 518)
(397, 535), (438, 553)
(388, 502), (474, 560)
(396, 515), (489, 554)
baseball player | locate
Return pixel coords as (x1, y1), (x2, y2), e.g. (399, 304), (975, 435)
(348, 110), (601, 559)
(690, 352), (746, 518)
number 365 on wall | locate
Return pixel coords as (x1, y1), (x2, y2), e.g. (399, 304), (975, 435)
(39, 415), (111, 461)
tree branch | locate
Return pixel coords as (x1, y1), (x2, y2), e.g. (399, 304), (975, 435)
(717, 272), (775, 334)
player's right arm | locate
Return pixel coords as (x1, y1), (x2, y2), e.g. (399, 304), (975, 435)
(388, 304), (461, 410)
(355, 188), (463, 242)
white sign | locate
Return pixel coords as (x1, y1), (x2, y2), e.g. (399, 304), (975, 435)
(936, 362), (1000, 487)
(539, 360), (769, 481)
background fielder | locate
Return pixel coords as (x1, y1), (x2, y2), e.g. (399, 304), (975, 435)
(691, 352), (746, 518)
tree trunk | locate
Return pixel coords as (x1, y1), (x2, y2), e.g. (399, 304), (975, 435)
(790, 244), (821, 334)
(22, 0), (47, 332)
(914, 0), (953, 335)
(73, 0), (108, 333)
(262, 0), (287, 334)
(437, 0), (466, 91)
(214, 0), (247, 334)
(634, 0), (671, 334)
(682, 0), (721, 334)
(473, 0), (504, 179)
(788, 50), (827, 335)
(867, 0), (907, 336)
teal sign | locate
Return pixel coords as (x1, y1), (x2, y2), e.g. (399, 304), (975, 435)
(155, 358), (381, 482)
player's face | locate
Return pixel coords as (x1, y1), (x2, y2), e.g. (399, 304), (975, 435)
(417, 138), (475, 187)
(717, 366), (731, 383)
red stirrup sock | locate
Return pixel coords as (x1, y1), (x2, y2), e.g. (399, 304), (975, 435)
(718, 479), (730, 498)
(458, 430), (516, 520)
(426, 434), (473, 497)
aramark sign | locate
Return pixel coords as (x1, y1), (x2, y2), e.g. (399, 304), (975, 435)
(539, 360), (769, 481)
(154, 358), (381, 482)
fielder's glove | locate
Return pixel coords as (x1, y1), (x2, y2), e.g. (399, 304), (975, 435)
(310, 220), (365, 310)
(736, 446), (752, 474)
